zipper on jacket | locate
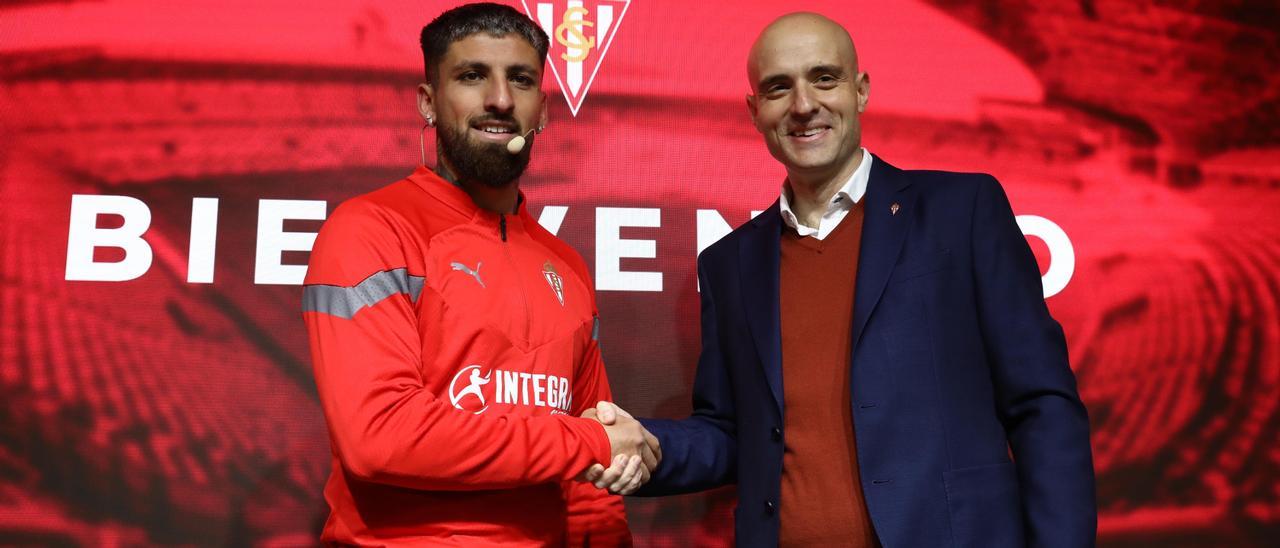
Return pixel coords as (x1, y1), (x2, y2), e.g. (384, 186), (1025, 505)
(498, 215), (532, 343)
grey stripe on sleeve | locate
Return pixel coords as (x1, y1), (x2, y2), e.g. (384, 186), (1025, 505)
(303, 268), (425, 320)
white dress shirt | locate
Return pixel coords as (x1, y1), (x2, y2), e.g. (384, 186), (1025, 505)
(778, 148), (873, 240)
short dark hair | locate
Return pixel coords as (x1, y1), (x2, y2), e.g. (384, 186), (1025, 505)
(419, 3), (550, 83)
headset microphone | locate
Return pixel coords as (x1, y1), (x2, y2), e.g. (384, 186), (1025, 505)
(506, 127), (537, 155)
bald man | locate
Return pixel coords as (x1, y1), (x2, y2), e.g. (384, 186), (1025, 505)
(593, 12), (1096, 548)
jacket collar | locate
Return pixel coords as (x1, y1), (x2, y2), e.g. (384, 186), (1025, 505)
(409, 165), (529, 226)
(738, 153), (915, 416)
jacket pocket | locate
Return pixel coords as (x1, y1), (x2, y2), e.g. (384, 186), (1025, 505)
(942, 461), (1025, 548)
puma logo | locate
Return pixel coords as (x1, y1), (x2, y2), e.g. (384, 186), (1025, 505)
(450, 261), (485, 288)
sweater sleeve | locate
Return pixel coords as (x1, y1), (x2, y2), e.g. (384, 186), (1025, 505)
(303, 200), (611, 492)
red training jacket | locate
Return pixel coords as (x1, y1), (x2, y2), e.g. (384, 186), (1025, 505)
(302, 166), (629, 546)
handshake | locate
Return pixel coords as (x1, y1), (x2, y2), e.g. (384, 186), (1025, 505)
(576, 401), (660, 495)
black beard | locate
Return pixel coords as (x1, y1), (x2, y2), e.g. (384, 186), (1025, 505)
(437, 118), (531, 188)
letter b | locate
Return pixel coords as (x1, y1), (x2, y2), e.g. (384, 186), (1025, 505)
(65, 195), (153, 281)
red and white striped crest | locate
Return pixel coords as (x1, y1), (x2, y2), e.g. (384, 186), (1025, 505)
(522, 0), (630, 116)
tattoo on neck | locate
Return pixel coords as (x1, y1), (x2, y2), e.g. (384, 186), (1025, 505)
(435, 150), (460, 186)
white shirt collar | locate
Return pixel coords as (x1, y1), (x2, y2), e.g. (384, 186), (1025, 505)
(779, 148), (873, 239)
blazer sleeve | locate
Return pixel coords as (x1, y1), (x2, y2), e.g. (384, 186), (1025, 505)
(634, 254), (738, 495)
(970, 175), (1097, 547)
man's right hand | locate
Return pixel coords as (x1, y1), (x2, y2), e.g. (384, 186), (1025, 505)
(578, 401), (661, 494)
(602, 410), (659, 472)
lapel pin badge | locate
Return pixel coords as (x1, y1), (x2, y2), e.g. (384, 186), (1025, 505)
(890, 202), (900, 216)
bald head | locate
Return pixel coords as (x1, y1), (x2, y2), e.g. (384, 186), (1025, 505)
(748, 12), (859, 90)
(743, 12), (870, 187)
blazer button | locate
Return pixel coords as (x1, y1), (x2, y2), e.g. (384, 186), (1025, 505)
(765, 500), (776, 515)
(771, 427), (782, 441)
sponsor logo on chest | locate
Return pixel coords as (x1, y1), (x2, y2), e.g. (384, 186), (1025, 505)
(448, 365), (572, 415)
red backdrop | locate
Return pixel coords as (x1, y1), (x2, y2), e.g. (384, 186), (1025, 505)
(1, 0), (1278, 545)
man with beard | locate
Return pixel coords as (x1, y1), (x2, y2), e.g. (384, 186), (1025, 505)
(302, 4), (656, 546)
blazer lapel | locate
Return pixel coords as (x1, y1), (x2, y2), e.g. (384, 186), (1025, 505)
(740, 201), (785, 415)
(852, 155), (916, 351)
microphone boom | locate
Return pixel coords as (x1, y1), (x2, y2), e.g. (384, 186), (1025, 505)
(506, 128), (536, 154)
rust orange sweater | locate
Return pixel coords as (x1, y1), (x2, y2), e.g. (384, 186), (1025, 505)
(778, 201), (879, 547)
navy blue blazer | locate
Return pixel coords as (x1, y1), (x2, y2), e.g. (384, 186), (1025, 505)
(637, 156), (1096, 547)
